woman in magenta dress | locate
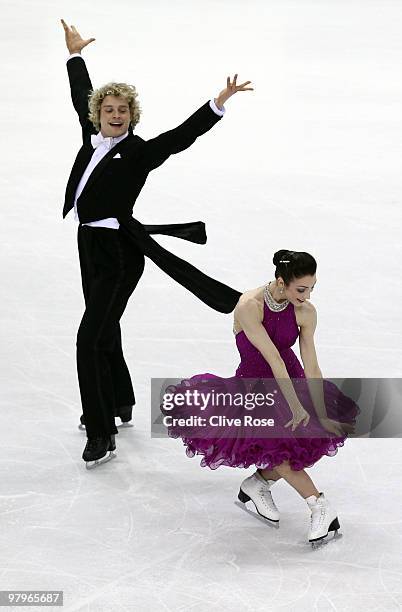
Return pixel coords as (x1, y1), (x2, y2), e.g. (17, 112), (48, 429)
(161, 250), (359, 545)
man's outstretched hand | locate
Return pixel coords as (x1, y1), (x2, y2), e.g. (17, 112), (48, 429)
(215, 74), (253, 109)
(61, 19), (95, 54)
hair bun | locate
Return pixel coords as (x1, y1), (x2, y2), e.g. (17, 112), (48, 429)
(273, 249), (290, 266)
(272, 250), (317, 284)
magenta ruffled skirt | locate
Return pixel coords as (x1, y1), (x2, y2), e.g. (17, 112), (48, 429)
(161, 373), (360, 471)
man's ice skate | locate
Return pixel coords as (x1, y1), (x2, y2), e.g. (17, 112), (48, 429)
(82, 435), (116, 470)
(236, 471), (280, 526)
(306, 492), (342, 548)
(78, 406), (133, 431)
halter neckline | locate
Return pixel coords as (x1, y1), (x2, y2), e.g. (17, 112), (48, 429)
(263, 282), (290, 312)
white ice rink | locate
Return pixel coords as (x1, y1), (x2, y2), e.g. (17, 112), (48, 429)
(1, 0), (402, 610)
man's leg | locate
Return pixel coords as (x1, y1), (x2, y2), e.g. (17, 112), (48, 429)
(77, 225), (94, 429)
(77, 224), (93, 305)
(109, 322), (136, 419)
(78, 324), (136, 428)
(76, 226), (144, 438)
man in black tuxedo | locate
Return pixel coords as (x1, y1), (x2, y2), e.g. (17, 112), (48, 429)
(61, 20), (252, 468)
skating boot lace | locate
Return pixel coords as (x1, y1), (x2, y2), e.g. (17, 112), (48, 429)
(311, 504), (326, 532)
(259, 484), (278, 513)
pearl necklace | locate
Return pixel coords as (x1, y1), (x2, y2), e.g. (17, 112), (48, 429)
(264, 282), (289, 312)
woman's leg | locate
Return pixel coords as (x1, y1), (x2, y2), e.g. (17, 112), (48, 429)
(271, 460), (320, 498)
(259, 468), (282, 481)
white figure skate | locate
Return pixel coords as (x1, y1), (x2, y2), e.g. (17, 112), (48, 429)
(237, 471), (280, 525)
(306, 492), (341, 547)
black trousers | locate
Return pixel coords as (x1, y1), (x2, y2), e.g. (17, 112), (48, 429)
(76, 224), (145, 438)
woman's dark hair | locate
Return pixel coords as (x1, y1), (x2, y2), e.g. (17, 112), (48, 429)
(272, 250), (317, 285)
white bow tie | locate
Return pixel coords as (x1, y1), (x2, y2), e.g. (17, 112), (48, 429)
(91, 132), (114, 150)
(90, 130), (129, 150)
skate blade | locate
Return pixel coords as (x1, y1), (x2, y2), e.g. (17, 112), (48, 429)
(85, 451), (116, 470)
(309, 530), (343, 550)
(234, 501), (280, 529)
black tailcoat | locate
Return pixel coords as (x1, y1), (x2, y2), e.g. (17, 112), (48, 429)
(63, 56), (242, 313)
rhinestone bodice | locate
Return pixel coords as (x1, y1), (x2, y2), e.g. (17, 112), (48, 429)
(233, 289), (304, 378)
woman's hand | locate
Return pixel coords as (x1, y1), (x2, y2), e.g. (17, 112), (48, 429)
(319, 417), (355, 436)
(215, 74), (253, 109)
(284, 405), (310, 431)
(61, 19), (95, 54)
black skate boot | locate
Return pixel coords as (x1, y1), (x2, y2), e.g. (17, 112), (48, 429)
(82, 435), (116, 470)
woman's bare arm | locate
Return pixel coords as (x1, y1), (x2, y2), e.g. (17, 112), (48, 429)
(298, 303), (328, 420)
(299, 303), (352, 435)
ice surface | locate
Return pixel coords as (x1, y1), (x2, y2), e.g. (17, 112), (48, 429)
(1, 1), (401, 610)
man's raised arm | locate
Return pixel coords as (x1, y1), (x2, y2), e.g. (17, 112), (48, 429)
(61, 19), (96, 139)
(139, 74), (254, 173)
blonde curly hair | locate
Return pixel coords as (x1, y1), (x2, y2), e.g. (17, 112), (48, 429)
(88, 82), (141, 131)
